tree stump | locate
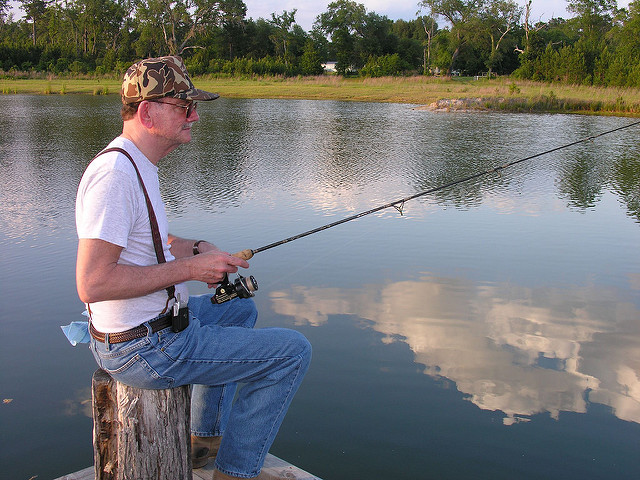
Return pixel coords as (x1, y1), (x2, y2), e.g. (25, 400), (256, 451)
(91, 369), (192, 480)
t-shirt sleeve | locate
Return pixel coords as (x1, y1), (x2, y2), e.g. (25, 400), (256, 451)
(76, 167), (138, 248)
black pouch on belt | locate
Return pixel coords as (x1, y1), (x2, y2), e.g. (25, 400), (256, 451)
(172, 294), (189, 333)
(172, 306), (189, 332)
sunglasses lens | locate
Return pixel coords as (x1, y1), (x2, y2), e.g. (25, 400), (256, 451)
(187, 102), (197, 117)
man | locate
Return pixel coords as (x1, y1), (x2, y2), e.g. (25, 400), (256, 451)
(76, 56), (311, 480)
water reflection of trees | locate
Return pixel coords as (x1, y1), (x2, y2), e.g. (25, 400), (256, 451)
(0, 96), (109, 238)
(140, 101), (640, 222)
(268, 276), (640, 425)
(556, 152), (608, 210)
(611, 156), (640, 223)
(5, 97), (640, 238)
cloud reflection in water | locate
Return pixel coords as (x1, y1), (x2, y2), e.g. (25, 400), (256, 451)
(269, 275), (640, 425)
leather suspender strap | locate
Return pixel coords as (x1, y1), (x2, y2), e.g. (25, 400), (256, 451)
(95, 147), (176, 308)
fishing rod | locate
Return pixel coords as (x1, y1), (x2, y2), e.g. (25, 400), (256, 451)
(212, 120), (640, 304)
(231, 120), (640, 262)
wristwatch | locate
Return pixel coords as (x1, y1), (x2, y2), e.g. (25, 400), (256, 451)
(193, 240), (205, 255)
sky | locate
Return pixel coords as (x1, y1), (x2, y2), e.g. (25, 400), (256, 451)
(243, 0), (634, 31)
(6, 1), (634, 31)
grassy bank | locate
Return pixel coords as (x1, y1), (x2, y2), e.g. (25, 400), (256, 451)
(2, 74), (640, 116)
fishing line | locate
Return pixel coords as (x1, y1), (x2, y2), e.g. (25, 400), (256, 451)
(233, 120), (640, 261)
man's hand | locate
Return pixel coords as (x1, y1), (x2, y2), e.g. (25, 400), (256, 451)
(187, 250), (250, 288)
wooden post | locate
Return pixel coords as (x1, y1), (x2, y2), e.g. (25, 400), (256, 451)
(92, 369), (192, 480)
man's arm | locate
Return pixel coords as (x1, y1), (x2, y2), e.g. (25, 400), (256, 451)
(76, 238), (249, 304)
(167, 235), (219, 259)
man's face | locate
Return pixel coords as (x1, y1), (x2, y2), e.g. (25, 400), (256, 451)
(148, 98), (200, 149)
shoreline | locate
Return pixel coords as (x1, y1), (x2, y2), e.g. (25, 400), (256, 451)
(2, 75), (640, 117)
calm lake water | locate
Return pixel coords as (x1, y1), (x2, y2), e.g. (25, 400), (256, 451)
(1, 94), (639, 480)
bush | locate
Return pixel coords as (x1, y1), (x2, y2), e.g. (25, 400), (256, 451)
(185, 50), (210, 76)
(54, 57), (69, 73)
(99, 50), (117, 73)
(206, 56), (299, 77)
(114, 61), (130, 76)
(360, 54), (411, 77)
(69, 60), (87, 74)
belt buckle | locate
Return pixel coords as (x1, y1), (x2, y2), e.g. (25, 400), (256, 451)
(171, 294), (189, 333)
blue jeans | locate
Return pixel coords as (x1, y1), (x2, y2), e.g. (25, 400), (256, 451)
(90, 294), (312, 478)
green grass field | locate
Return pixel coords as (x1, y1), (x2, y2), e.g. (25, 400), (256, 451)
(2, 74), (639, 116)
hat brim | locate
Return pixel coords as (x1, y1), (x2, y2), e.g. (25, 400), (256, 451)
(173, 87), (220, 101)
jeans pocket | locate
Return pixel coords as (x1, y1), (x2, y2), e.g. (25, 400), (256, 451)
(91, 338), (175, 389)
(103, 353), (175, 389)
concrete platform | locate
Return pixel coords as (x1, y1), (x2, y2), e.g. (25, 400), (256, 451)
(53, 453), (322, 479)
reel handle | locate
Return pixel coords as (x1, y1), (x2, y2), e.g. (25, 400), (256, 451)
(232, 249), (254, 261)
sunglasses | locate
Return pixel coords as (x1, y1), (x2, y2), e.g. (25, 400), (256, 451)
(151, 100), (198, 118)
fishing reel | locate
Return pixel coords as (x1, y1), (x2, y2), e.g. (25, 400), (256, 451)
(211, 273), (258, 304)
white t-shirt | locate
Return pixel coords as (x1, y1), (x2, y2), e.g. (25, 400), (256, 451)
(76, 136), (189, 332)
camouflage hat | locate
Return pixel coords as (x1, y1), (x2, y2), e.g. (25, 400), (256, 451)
(121, 55), (219, 104)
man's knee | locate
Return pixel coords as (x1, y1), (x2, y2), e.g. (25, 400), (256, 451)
(289, 330), (312, 371)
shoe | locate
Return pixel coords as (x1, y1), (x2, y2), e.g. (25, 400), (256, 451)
(212, 468), (296, 479)
(191, 435), (222, 469)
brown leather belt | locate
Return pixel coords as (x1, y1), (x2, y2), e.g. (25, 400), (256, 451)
(90, 312), (173, 344)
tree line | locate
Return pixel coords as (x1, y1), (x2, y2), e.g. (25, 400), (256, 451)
(0, 0), (639, 87)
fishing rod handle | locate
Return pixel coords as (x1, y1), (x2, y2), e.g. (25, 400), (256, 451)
(232, 249), (254, 260)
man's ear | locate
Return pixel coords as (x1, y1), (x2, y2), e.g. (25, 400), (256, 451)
(137, 101), (154, 128)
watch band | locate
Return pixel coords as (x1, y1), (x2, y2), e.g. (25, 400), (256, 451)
(193, 240), (205, 255)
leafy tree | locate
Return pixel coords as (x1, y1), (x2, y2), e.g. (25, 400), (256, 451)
(243, 18), (276, 58)
(419, 15), (439, 74)
(217, 0), (247, 59)
(593, 0), (640, 86)
(288, 24), (312, 59)
(392, 19), (430, 71)
(135, 0), (222, 56)
(356, 11), (397, 63)
(315, 0), (367, 74)
(299, 39), (324, 75)
(71, 0), (126, 56)
(414, 3), (441, 74)
(419, 0), (483, 74)
(477, 0), (521, 75)
(562, 0), (618, 82)
(268, 9), (297, 63)
(20, 0), (50, 46)
(308, 26), (331, 62)
(617, 0), (640, 85)
(316, 1), (397, 75)
(1, 0), (10, 24)
(567, 0), (618, 41)
(0, 0), (638, 86)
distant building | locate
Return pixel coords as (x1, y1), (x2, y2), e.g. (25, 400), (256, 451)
(322, 61), (337, 73)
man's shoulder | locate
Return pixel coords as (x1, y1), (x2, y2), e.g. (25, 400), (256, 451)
(79, 149), (140, 199)
(87, 139), (141, 176)
(96, 137), (156, 175)
(82, 156), (135, 191)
